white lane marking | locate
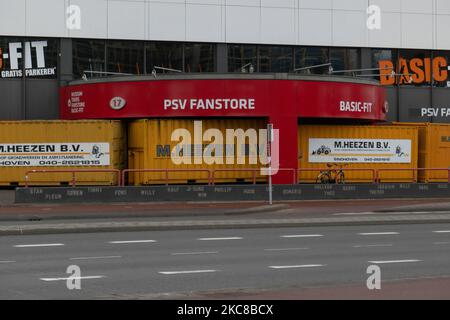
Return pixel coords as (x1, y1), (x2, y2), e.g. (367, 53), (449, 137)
(14, 243), (65, 248)
(0, 261), (16, 264)
(358, 232), (399, 236)
(40, 276), (105, 282)
(353, 244), (393, 248)
(171, 251), (218, 256)
(269, 264), (325, 269)
(281, 234), (323, 238)
(433, 230), (450, 233)
(368, 259), (421, 264)
(433, 242), (450, 245)
(108, 240), (157, 244)
(264, 247), (309, 252)
(197, 237), (243, 241)
(70, 256), (122, 261)
(159, 270), (218, 275)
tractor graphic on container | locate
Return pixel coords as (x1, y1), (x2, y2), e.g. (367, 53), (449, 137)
(312, 145), (331, 156)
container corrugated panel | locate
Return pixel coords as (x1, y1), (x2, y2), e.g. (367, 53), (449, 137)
(393, 122), (450, 182)
(298, 125), (419, 183)
(0, 120), (126, 186)
(128, 119), (267, 185)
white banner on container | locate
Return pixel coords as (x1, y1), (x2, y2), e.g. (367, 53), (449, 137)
(308, 139), (411, 163)
(0, 143), (110, 167)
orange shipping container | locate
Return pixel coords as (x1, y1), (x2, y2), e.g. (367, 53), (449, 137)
(394, 122), (450, 182)
(127, 118), (267, 185)
(298, 125), (419, 183)
(0, 120), (126, 186)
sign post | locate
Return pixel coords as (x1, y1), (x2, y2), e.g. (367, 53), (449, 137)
(267, 124), (274, 205)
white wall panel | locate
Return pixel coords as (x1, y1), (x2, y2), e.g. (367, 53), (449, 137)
(401, 0), (433, 14)
(333, 0), (368, 11)
(261, 7), (296, 44)
(68, 0), (108, 39)
(369, 0), (401, 13)
(401, 13), (433, 49)
(148, 2), (186, 41)
(225, 5), (260, 44)
(26, 0), (66, 37)
(298, 9), (332, 45)
(108, 1), (146, 40)
(436, 0), (450, 15)
(0, 0), (26, 36)
(368, 12), (401, 48)
(333, 10), (368, 47)
(436, 15), (450, 49)
(299, 0), (332, 10)
(0, 0), (449, 50)
(186, 4), (223, 42)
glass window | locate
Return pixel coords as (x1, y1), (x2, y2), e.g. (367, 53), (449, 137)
(146, 42), (183, 74)
(184, 43), (215, 73)
(372, 48), (398, 85)
(259, 46), (293, 73)
(73, 39), (105, 79)
(398, 49), (432, 87)
(106, 40), (144, 75)
(329, 48), (360, 76)
(228, 44), (257, 72)
(294, 47), (329, 74)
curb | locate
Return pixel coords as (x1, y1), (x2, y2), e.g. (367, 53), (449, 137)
(0, 204), (289, 222)
(2, 214), (450, 236)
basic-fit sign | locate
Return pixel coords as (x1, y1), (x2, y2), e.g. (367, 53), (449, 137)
(378, 57), (449, 86)
(0, 143), (110, 167)
(0, 40), (56, 78)
(308, 138), (412, 163)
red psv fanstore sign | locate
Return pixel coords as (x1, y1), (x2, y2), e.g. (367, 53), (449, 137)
(60, 78), (387, 121)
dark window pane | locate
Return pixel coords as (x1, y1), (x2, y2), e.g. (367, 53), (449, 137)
(106, 40), (144, 75)
(146, 42), (183, 74)
(398, 49), (431, 87)
(329, 48), (360, 76)
(184, 43), (215, 73)
(228, 44), (257, 72)
(372, 48), (397, 85)
(294, 47), (329, 74)
(73, 39), (105, 79)
(259, 46), (293, 72)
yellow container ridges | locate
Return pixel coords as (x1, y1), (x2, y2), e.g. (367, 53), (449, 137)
(298, 125), (419, 183)
(393, 122), (450, 182)
(0, 120), (126, 186)
(128, 119), (267, 185)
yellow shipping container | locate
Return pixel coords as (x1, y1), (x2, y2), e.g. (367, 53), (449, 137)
(128, 119), (267, 185)
(0, 120), (126, 186)
(298, 125), (419, 183)
(393, 122), (450, 182)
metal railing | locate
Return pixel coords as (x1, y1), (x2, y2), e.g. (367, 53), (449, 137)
(297, 168), (377, 184)
(24, 169), (121, 187)
(376, 168), (450, 183)
(23, 167), (450, 187)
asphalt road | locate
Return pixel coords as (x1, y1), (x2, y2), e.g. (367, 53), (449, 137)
(1, 223), (450, 299)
